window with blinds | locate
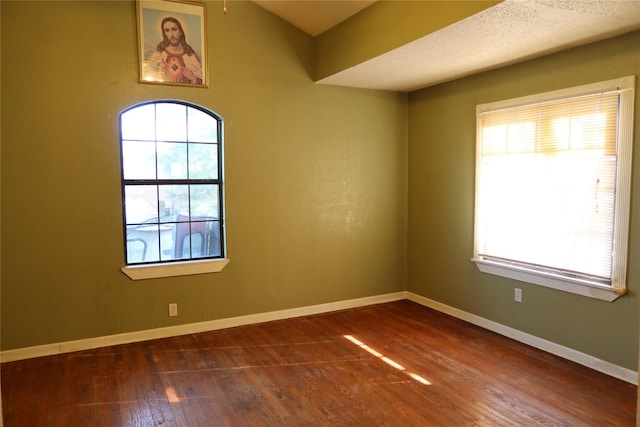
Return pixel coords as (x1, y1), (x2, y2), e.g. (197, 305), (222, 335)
(472, 76), (635, 301)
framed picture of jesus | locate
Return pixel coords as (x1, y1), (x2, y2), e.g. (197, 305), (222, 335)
(137, 0), (208, 87)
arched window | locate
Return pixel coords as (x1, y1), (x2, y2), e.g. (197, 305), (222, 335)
(120, 101), (225, 268)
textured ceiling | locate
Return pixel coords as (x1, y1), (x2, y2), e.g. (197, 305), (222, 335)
(254, 0), (640, 92)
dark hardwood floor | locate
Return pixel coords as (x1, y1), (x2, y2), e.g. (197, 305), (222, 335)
(2, 300), (637, 426)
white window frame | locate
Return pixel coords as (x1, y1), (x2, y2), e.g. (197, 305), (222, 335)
(472, 76), (635, 302)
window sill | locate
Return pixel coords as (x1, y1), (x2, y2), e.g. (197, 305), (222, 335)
(121, 259), (230, 280)
(471, 258), (625, 302)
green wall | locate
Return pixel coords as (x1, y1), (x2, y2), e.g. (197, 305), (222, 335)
(0, 1), (408, 350)
(408, 30), (640, 370)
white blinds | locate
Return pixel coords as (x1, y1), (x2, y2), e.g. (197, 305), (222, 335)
(475, 91), (620, 282)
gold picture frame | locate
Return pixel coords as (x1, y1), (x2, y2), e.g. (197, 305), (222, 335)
(136, 0), (208, 87)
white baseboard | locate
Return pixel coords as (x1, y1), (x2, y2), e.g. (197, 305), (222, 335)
(406, 292), (638, 385)
(2, 290), (637, 386)
(0, 292), (407, 363)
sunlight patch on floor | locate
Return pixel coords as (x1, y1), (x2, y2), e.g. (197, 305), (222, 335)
(343, 335), (432, 385)
(165, 386), (180, 403)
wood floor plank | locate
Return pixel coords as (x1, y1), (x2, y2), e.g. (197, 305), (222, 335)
(2, 300), (636, 426)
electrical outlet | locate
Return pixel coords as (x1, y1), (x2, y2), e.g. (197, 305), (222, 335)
(169, 303), (178, 317)
(514, 288), (522, 303)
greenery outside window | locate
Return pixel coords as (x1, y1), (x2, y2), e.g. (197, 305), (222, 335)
(472, 76), (635, 301)
(119, 101), (227, 280)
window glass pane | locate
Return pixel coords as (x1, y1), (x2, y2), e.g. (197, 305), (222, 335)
(124, 185), (158, 224)
(126, 237), (149, 263)
(121, 104), (155, 140)
(173, 221), (203, 260)
(190, 184), (219, 218)
(188, 107), (218, 142)
(177, 225), (203, 259)
(202, 220), (222, 257)
(158, 185), (189, 219)
(122, 140), (156, 180)
(181, 220), (222, 259)
(127, 223), (160, 263)
(181, 230), (203, 258)
(157, 142), (188, 179)
(159, 222), (177, 261)
(156, 103), (187, 142)
(189, 232), (204, 257)
(189, 143), (218, 179)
